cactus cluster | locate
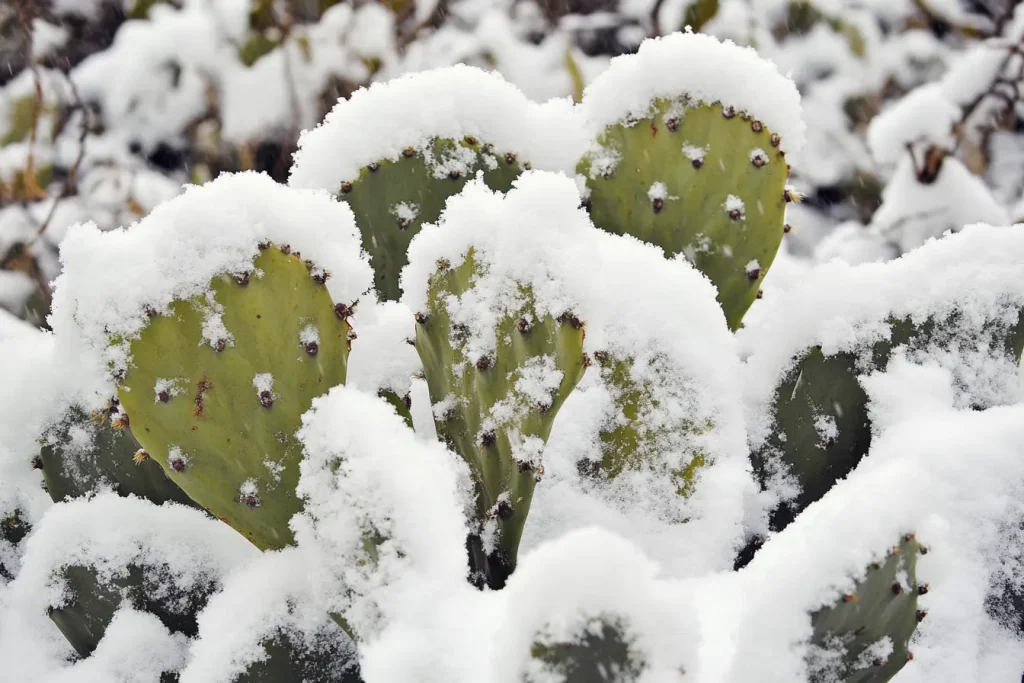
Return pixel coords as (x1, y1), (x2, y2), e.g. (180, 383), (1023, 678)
(4, 29), (1023, 683)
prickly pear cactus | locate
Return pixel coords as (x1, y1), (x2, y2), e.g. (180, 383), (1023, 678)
(579, 98), (789, 331)
(808, 534), (925, 683)
(414, 251), (587, 588)
(341, 137), (524, 301)
(116, 245), (351, 550)
(39, 404), (197, 508)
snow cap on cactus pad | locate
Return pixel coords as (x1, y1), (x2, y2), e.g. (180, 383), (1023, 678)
(404, 171), (751, 579)
(49, 171), (372, 386)
(292, 384), (472, 640)
(741, 223), (1024, 442)
(288, 64), (587, 191)
(577, 31), (803, 331)
(180, 548), (359, 683)
(287, 65), (586, 301)
(740, 224), (1024, 530)
(578, 31), (805, 155)
(491, 527), (697, 683)
(0, 493), (255, 663)
(730, 398), (1024, 682)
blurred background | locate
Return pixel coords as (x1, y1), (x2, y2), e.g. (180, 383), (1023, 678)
(2, 0), (1023, 332)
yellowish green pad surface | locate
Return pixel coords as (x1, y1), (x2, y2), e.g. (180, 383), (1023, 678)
(118, 247), (350, 550)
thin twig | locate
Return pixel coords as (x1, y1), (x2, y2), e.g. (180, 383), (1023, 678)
(32, 76), (90, 241)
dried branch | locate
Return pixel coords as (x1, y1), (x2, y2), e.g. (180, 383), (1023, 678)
(32, 76), (90, 241)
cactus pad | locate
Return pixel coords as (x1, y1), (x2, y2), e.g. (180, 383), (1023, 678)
(341, 137), (524, 301)
(233, 631), (361, 683)
(415, 251), (587, 588)
(808, 534), (924, 683)
(48, 563), (216, 658)
(579, 98), (789, 330)
(528, 615), (647, 683)
(117, 246), (350, 550)
(39, 404), (197, 508)
(754, 312), (1024, 535)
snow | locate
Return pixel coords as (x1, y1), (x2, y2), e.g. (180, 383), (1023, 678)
(867, 84), (960, 165)
(291, 384), (472, 641)
(579, 31), (806, 154)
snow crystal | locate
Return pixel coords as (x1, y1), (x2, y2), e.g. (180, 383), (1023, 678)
(344, 299), (422, 397)
(647, 182), (678, 204)
(869, 156), (1008, 254)
(153, 377), (186, 403)
(252, 373), (275, 400)
(511, 436), (546, 471)
(725, 194), (746, 219)
(390, 202), (420, 227)
(867, 84), (960, 165)
(813, 413), (838, 446)
(299, 324), (320, 347)
(580, 31), (805, 154)
(683, 144), (708, 162)
(728, 402), (1024, 683)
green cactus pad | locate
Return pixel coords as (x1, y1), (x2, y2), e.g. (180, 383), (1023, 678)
(39, 405), (197, 508)
(49, 563), (215, 658)
(528, 616), (648, 683)
(117, 246), (350, 550)
(808, 534), (924, 683)
(341, 137), (524, 301)
(233, 631), (362, 683)
(754, 312), (1024, 535)
(415, 251), (587, 588)
(580, 351), (708, 497)
(579, 98), (789, 330)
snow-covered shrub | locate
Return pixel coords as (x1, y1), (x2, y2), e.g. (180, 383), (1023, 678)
(2, 25), (1024, 683)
